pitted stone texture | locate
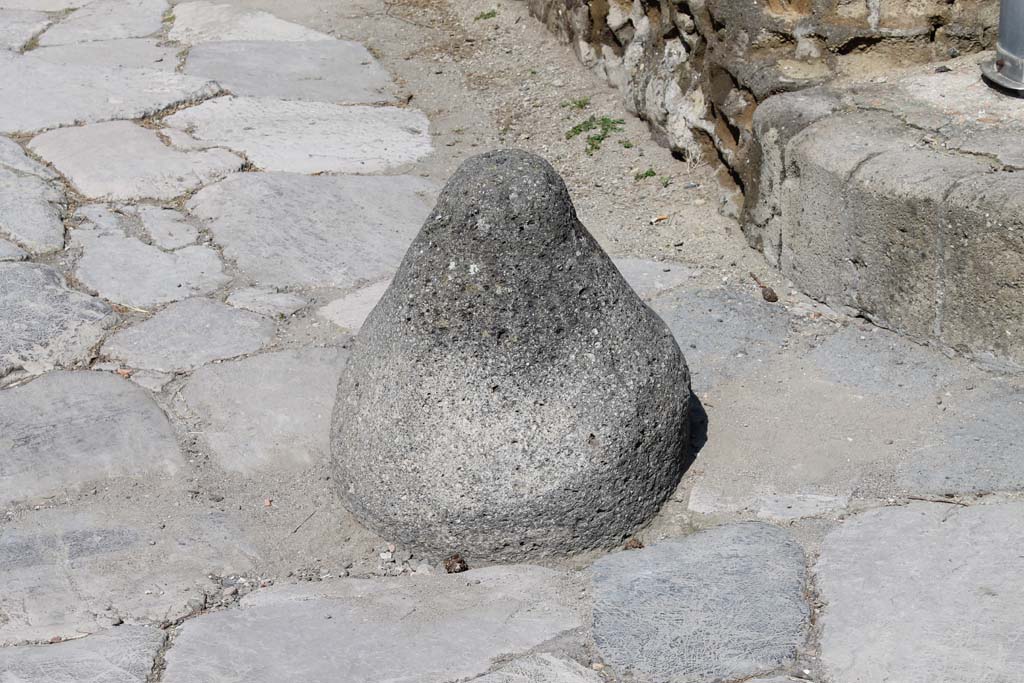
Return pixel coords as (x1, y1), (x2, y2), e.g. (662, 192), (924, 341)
(0, 9), (50, 50)
(135, 206), (198, 249)
(31, 39), (179, 72)
(317, 279), (389, 332)
(817, 502), (1024, 682)
(102, 298), (274, 372)
(476, 655), (601, 683)
(0, 166), (64, 254)
(168, 0), (334, 44)
(162, 566), (583, 683)
(73, 225), (228, 308)
(0, 263), (116, 378)
(226, 287), (306, 317)
(0, 237), (27, 261)
(181, 347), (348, 474)
(29, 121), (242, 201)
(0, 52), (220, 134)
(331, 151), (691, 561)
(0, 507), (257, 644)
(38, 0), (166, 45)
(0, 371), (181, 505)
(164, 96), (432, 173)
(185, 40), (395, 103)
(0, 626), (165, 682)
(187, 172), (433, 288)
(0, 136), (56, 178)
(592, 523), (808, 683)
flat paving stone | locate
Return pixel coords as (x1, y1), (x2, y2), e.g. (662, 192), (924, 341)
(31, 38), (179, 72)
(0, 135), (56, 178)
(225, 286), (306, 316)
(181, 347), (348, 473)
(0, 166), (64, 254)
(164, 96), (432, 173)
(73, 224), (228, 308)
(38, 0), (166, 46)
(0, 371), (182, 505)
(0, 263), (116, 378)
(0, 52), (220, 134)
(184, 39), (395, 103)
(0, 237), (27, 261)
(135, 205), (198, 249)
(476, 655), (601, 683)
(612, 257), (695, 301)
(817, 502), (1024, 682)
(0, 8), (50, 50)
(0, 0), (90, 9)
(30, 121), (242, 201)
(591, 523), (808, 683)
(0, 625), (165, 681)
(317, 279), (389, 332)
(162, 566), (583, 683)
(187, 172), (433, 288)
(102, 298), (274, 372)
(167, 0), (334, 44)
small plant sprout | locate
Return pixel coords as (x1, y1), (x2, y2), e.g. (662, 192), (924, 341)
(566, 115), (625, 155)
(474, 9), (498, 20)
(619, 139), (634, 148)
(561, 96), (590, 110)
(634, 167), (657, 181)
(661, 176), (672, 188)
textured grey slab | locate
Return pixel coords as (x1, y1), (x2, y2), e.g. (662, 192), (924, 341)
(168, 0), (333, 44)
(0, 0), (90, 10)
(185, 39), (395, 103)
(817, 502), (1024, 682)
(31, 38), (180, 72)
(0, 371), (182, 505)
(0, 263), (116, 378)
(38, 0), (166, 45)
(0, 166), (64, 254)
(612, 257), (695, 301)
(0, 135), (56, 178)
(164, 96), (432, 173)
(102, 298), (274, 372)
(0, 52), (220, 134)
(476, 655), (601, 683)
(162, 566), (583, 683)
(30, 120), (241, 200)
(135, 206), (198, 249)
(0, 8), (49, 50)
(317, 279), (388, 332)
(225, 286), (306, 317)
(181, 347), (348, 473)
(187, 172), (433, 288)
(0, 237), (27, 261)
(592, 523), (808, 683)
(0, 626), (165, 681)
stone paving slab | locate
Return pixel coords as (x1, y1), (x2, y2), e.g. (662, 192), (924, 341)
(317, 279), (389, 332)
(180, 347), (349, 473)
(0, 263), (116, 378)
(817, 502), (1024, 682)
(185, 39), (395, 103)
(0, 370), (182, 505)
(167, 0), (334, 44)
(612, 257), (696, 301)
(37, 0), (166, 46)
(0, 237), (27, 261)
(31, 38), (180, 72)
(477, 655), (601, 683)
(0, 8), (50, 50)
(162, 566), (583, 683)
(30, 120), (242, 201)
(0, 166), (65, 253)
(0, 135), (56, 178)
(0, 0), (90, 9)
(187, 172), (434, 288)
(225, 286), (306, 317)
(591, 523), (808, 683)
(134, 205), (198, 249)
(164, 96), (432, 173)
(0, 625), (165, 682)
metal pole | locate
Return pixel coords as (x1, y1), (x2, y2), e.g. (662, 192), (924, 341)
(983, 0), (1024, 92)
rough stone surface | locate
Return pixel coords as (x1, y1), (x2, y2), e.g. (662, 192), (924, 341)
(38, 0), (167, 46)
(226, 286), (306, 317)
(0, 135), (56, 178)
(181, 347), (348, 473)
(29, 121), (242, 200)
(135, 205), (198, 249)
(162, 566), (583, 683)
(0, 263), (117, 378)
(0, 8), (50, 50)
(0, 0), (90, 9)
(164, 96), (432, 173)
(611, 257), (694, 301)
(167, 0), (334, 44)
(0, 237), (27, 261)
(0, 371), (182, 505)
(0, 626), (165, 681)
(317, 279), (389, 332)
(102, 298), (274, 372)
(476, 655), (601, 683)
(31, 39), (180, 72)
(817, 502), (1024, 682)
(73, 224), (228, 308)
(331, 151), (691, 561)
(0, 52), (220, 134)
(187, 172), (433, 288)
(185, 39), (395, 103)
(0, 166), (65, 254)
(592, 523), (808, 683)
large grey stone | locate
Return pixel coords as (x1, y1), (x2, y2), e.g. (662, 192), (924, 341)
(317, 279), (389, 332)
(0, 626), (165, 681)
(0, 0), (90, 9)
(331, 151), (691, 561)
(29, 121), (242, 200)
(31, 38), (180, 72)
(611, 257), (694, 301)
(164, 96), (432, 173)
(476, 655), (601, 683)
(0, 263), (117, 378)
(225, 286), (305, 317)
(592, 523), (808, 683)
(168, 0), (334, 44)
(817, 502), (1024, 682)
(102, 298), (274, 372)
(135, 205), (198, 249)
(162, 566), (583, 683)
(38, 0), (166, 46)
(0, 371), (182, 505)
(0, 237), (27, 261)
(181, 347), (348, 473)
(0, 135), (56, 178)
(0, 52), (220, 134)
(0, 8), (49, 50)
(0, 166), (64, 254)
(184, 40), (395, 103)
(187, 172), (433, 288)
